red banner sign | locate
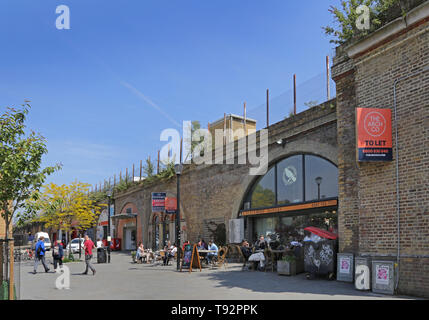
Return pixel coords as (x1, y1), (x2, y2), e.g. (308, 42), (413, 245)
(356, 108), (392, 161)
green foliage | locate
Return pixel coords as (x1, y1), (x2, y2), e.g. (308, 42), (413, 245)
(281, 254), (296, 263)
(324, 0), (426, 45)
(304, 101), (319, 109)
(143, 157), (155, 178)
(251, 184), (275, 209)
(0, 103), (61, 234)
(22, 182), (102, 233)
(89, 161), (177, 203)
(63, 256), (77, 263)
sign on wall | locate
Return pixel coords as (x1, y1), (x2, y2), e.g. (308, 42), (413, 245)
(356, 108), (392, 161)
(165, 197), (177, 214)
(152, 192), (166, 212)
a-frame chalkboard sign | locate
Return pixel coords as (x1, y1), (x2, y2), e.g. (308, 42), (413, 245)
(180, 244), (202, 273)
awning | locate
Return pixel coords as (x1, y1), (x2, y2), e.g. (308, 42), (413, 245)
(304, 226), (338, 240)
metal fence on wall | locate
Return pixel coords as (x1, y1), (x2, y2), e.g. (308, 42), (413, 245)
(92, 57), (337, 194)
(246, 70), (336, 131)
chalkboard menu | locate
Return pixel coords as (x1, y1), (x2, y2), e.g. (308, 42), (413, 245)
(180, 244), (202, 273)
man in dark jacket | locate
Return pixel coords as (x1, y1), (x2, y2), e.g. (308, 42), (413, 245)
(33, 236), (50, 274)
(52, 239), (64, 271)
(254, 235), (268, 251)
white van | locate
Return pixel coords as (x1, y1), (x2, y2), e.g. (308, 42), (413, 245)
(32, 232), (51, 251)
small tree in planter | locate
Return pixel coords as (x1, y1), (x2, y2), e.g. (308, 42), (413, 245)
(277, 254), (297, 276)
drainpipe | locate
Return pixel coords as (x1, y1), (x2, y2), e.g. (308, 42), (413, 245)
(392, 65), (429, 291)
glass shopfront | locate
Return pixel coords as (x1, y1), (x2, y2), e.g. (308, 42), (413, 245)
(242, 154), (338, 244)
(253, 210), (338, 244)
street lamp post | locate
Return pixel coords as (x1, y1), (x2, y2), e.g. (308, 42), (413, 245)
(174, 163), (183, 271)
(315, 176), (322, 200)
(107, 189), (112, 263)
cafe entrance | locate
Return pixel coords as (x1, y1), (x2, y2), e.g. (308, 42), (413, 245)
(240, 154), (338, 245)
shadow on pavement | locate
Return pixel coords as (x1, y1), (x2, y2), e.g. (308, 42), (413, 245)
(197, 265), (389, 298)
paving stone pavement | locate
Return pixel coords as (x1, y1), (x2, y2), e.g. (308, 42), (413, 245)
(16, 251), (417, 300)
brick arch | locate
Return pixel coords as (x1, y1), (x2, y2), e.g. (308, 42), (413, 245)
(230, 142), (338, 220)
(119, 201), (138, 214)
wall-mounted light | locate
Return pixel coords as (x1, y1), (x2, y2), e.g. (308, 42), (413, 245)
(276, 139), (287, 148)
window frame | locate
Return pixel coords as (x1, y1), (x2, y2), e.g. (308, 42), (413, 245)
(245, 154), (338, 210)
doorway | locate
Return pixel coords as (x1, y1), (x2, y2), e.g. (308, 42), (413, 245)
(124, 227), (136, 250)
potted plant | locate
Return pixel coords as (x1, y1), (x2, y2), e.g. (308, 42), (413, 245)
(277, 254), (296, 276)
(131, 251), (137, 263)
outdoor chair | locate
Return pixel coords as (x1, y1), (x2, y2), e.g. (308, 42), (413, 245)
(212, 246), (228, 269)
(165, 251), (176, 266)
(264, 248), (275, 272)
(236, 245), (252, 270)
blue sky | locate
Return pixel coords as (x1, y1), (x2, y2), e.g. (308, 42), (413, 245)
(0, 0), (341, 188)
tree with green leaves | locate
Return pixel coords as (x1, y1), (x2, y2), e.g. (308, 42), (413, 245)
(24, 182), (102, 244)
(0, 102), (61, 294)
(323, 0), (425, 45)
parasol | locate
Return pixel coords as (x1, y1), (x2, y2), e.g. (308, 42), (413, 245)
(304, 226), (338, 240)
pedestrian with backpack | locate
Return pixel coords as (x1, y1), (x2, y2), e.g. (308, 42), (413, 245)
(33, 236), (50, 274)
(52, 239), (64, 271)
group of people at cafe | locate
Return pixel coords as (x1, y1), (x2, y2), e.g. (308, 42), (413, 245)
(135, 241), (178, 265)
(239, 235), (269, 271)
(134, 238), (220, 266)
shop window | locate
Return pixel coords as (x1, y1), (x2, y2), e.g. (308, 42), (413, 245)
(244, 154), (338, 210)
(252, 211), (338, 245)
(305, 155), (338, 201)
(249, 166), (275, 208)
(277, 155), (303, 205)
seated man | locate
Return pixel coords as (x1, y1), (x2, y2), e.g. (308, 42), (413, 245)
(163, 243), (177, 266)
(206, 240), (218, 264)
(254, 235), (268, 251)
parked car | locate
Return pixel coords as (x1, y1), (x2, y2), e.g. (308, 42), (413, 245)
(32, 232), (51, 251)
(67, 238), (85, 254)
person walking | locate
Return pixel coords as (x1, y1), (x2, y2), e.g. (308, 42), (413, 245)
(82, 235), (96, 275)
(52, 239), (64, 271)
(33, 236), (50, 274)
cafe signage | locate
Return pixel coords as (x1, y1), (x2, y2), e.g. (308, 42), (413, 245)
(240, 199), (338, 217)
(356, 108), (392, 161)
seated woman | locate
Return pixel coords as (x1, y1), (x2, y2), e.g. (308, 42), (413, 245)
(249, 235), (268, 271)
(182, 240), (190, 252)
(136, 242), (145, 263)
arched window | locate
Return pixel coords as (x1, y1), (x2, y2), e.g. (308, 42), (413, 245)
(244, 154), (338, 210)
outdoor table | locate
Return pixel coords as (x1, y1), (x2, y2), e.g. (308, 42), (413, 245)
(197, 250), (217, 267)
(197, 250), (217, 253)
